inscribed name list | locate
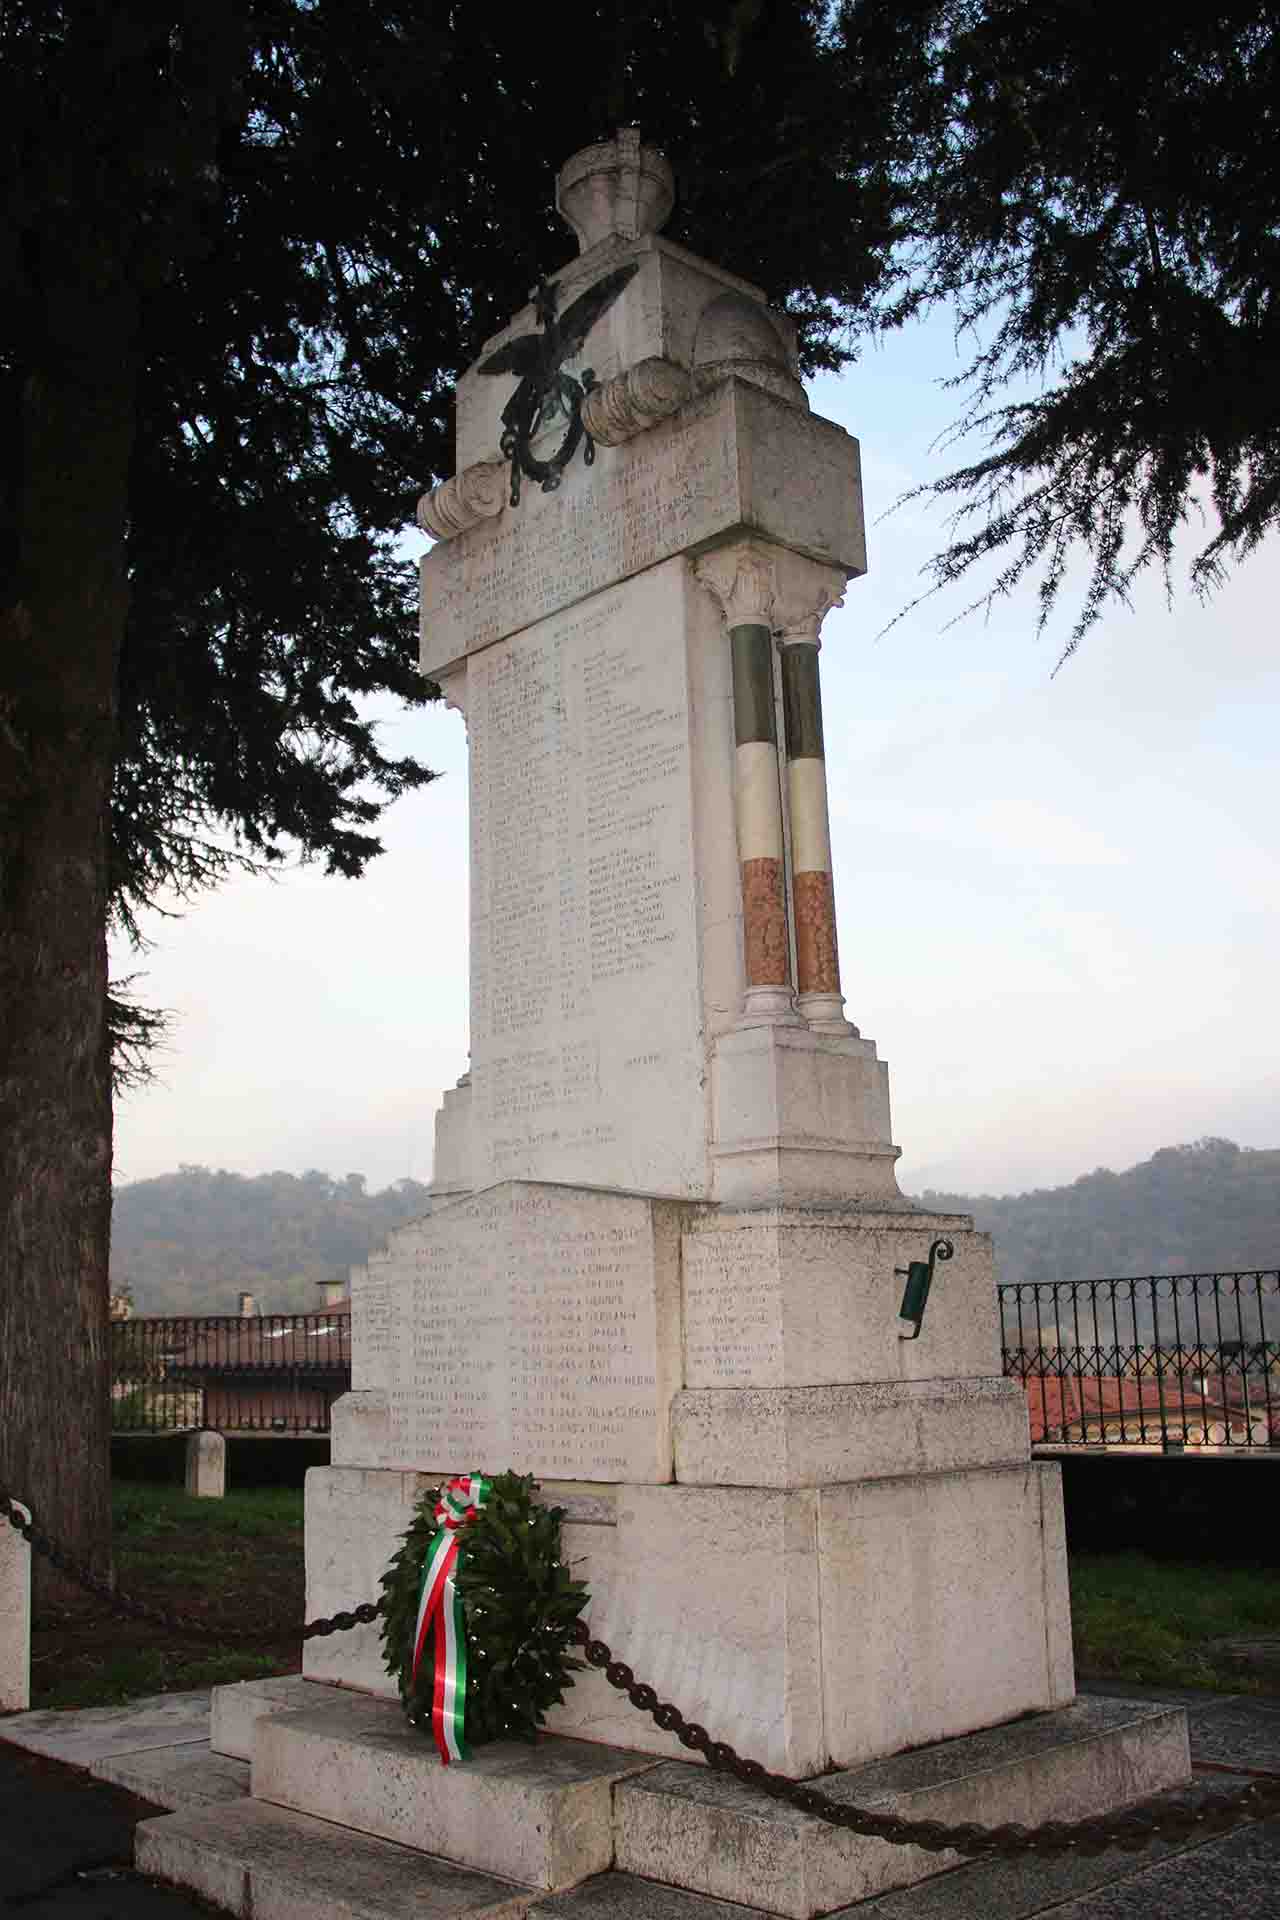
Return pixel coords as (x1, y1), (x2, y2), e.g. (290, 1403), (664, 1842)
(351, 1185), (671, 1482)
(468, 561), (706, 1196)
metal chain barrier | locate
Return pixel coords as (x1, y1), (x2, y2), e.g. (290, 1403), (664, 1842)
(565, 1623), (1280, 1862)
(7, 1483), (1278, 1860)
(1, 1488), (380, 1644)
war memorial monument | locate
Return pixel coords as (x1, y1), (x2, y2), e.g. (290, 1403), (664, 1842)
(137, 132), (1191, 1920)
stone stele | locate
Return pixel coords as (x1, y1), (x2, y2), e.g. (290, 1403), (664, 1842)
(290, 128), (1185, 1848)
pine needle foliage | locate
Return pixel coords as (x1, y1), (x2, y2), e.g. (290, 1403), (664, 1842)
(379, 1472), (588, 1749)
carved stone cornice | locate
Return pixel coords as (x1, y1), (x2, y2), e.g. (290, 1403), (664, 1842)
(416, 460), (508, 542)
(579, 357), (692, 447)
(694, 539), (777, 630)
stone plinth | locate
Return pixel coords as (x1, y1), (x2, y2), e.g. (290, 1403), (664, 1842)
(543, 1464), (1073, 1775)
(252, 1694), (657, 1889)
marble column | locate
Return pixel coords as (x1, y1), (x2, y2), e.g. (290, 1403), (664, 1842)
(775, 556), (857, 1035)
(695, 541), (800, 1026)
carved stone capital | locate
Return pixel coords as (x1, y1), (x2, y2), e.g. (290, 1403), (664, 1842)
(580, 357), (692, 448)
(771, 550), (848, 648)
(694, 539), (777, 630)
(416, 460), (508, 542)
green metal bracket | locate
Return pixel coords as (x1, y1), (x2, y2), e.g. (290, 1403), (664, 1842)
(895, 1237), (955, 1340)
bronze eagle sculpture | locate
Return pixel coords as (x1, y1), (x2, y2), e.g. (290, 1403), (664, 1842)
(478, 262), (638, 505)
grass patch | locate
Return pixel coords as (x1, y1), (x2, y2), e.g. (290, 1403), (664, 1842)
(112, 1481), (303, 1540)
(33, 1647), (287, 1712)
(30, 1481), (308, 1710)
(1070, 1551), (1280, 1692)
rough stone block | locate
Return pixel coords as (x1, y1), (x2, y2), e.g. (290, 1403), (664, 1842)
(614, 1699), (1190, 1918)
(252, 1694), (658, 1889)
(672, 1377), (1030, 1488)
(818, 1462), (1076, 1767)
(211, 1674), (337, 1760)
(135, 1799), (535, 1920)
(681, 1208), (1001, 1390)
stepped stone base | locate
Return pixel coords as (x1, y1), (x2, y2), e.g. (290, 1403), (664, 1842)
(252, 1694), (658, 1889)
(136, 1800), (534, 1920)
(143, 1685), (1191, 1920)
(92, 1741), (249, 1811)
(614, 1697), (1191, 1917)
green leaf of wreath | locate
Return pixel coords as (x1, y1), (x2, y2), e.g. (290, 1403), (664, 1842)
(379, 1470), (590, 1749)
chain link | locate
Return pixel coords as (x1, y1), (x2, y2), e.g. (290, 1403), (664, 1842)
(1, 1488), (381, 1644)
(7, 1483), (1277, 1860)
(568, 1622), (1280, 1861)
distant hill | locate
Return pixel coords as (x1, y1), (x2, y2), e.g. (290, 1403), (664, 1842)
(917, 1138), (1280, 1286)
(111, 1166), (434, 1315)
(111, 1139), (1279, 1316)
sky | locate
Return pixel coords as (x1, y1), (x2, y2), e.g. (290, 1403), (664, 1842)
(109, 304), (1280, 1200)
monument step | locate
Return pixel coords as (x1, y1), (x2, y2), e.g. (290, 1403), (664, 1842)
(91, 1739), (249, 1811)
(614, 1698), (1191, 1919)
(211, 1671), (337, 1760)
(251, 1691), (661, 1889)
(135, 1799), (535, 1920)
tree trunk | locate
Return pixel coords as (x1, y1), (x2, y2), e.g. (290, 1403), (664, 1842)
(0, 273), (137, 1611)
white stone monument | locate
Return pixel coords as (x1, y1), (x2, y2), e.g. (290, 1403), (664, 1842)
(304, 129), (1072, 1778)
(158, 134), (1187, 1917)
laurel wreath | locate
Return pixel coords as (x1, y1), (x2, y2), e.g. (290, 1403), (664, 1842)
(378, 1470), (590, 1746)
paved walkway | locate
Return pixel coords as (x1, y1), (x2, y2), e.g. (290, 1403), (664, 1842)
(1, 1685), (1277, 1919)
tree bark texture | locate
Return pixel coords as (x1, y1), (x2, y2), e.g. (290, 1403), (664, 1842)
(0, 274), (137, 1609)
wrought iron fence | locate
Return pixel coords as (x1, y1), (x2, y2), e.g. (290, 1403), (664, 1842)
(110, 1312), (352, 1435)
(999, 1270), (1280, 1452)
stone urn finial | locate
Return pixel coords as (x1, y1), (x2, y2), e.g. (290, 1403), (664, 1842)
(556, 128), (675, 254)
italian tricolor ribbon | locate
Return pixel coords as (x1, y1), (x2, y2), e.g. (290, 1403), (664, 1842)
(409, 1474), (491, 1764)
